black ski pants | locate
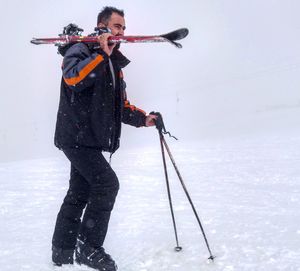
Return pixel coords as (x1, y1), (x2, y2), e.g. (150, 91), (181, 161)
(52, 147), (119, 250)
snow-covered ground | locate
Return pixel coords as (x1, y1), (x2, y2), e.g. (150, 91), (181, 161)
(0, 132), (300, 271)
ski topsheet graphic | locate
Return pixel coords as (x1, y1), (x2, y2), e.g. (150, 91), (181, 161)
(31, 27), (189, 49)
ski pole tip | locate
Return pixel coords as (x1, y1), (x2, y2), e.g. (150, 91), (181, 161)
(208, 255), (216, 262)
(174, 246), (183, 252)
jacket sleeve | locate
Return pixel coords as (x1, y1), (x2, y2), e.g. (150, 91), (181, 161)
(121, 79), (147, 127)
(62, 43), (109, 92)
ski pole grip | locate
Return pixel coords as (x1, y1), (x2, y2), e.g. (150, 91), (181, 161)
(149, 111), (164, 132)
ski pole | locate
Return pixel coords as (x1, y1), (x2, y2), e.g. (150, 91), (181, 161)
(160, 135), (215, 261)
(152, 111), (215, 261)
(158, 130), (182, 252)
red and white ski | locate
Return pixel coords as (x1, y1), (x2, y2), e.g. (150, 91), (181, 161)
(30, 28), (189, 49)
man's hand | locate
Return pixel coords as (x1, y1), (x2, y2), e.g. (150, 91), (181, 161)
(98, 33), (116, 56)
(145, 114), (158, 127)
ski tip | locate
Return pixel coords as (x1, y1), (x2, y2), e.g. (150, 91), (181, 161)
(160, 28), (189, 48)
(177, 28), (189, 40)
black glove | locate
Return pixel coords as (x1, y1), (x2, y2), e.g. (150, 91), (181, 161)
(150, 111), (178, 140)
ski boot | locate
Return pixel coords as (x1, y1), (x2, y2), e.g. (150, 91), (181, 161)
(75, 240), (117, 271)
(52, 245), (74, 266)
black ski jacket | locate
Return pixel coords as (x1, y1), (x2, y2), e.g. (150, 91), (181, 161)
(54, 43), (146, 153)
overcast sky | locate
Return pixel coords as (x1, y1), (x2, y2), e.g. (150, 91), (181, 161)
(1, 0), (300, 162)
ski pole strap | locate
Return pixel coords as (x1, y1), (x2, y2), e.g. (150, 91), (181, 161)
(150, 111), (178, 140)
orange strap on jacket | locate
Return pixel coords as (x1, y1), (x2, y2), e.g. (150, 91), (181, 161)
(64, 55), (104, 86)
(124, 100), (146, 115)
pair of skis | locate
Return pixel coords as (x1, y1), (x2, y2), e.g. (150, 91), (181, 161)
(31, 28), (189, 49)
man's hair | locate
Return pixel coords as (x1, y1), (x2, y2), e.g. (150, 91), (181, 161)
(97, 6), (124, 25)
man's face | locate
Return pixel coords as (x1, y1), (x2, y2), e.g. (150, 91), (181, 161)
(99, 12), (126, 36)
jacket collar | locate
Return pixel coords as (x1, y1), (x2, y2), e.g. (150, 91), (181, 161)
(110, 49), (130, 69)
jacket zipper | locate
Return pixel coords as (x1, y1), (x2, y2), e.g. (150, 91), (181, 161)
(108, 58), (116, 152)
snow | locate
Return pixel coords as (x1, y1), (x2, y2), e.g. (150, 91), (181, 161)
(0, 132), (300, 271)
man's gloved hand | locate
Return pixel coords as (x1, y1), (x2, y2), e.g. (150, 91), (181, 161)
(98, 33), (116, 56)
(145, 114), (158, 127)
(147, 111), (177, 140)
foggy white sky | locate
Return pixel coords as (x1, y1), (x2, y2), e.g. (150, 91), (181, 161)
(1, 0), (300, 162)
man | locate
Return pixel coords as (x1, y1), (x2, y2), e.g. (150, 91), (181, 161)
(52, 6), (157, 271)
